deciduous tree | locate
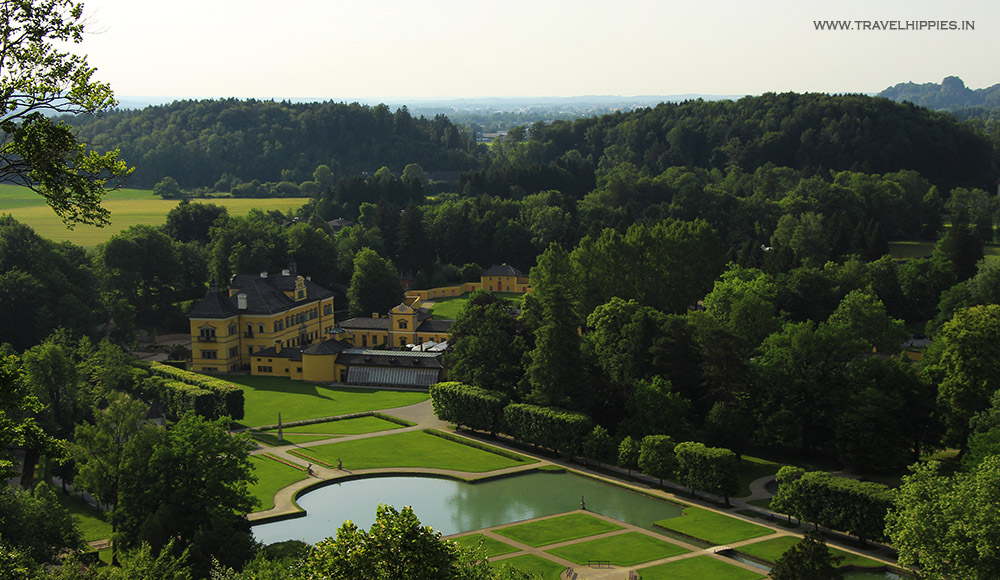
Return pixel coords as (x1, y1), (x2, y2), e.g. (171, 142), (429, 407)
(0, 0), (131, 225)
(347, 248), (401, 317)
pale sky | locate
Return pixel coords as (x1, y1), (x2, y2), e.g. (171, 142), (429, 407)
(76, 0), (999, 100)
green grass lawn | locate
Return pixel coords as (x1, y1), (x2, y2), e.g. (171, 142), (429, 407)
(495, 554), (564, 580)
(288, 430), (536, 472)
(54, 490), (111, 543)
(654, 507), (775, 545)
(737, 455), (782, 498)
(450, 534), (520, 557)
(493, 513), (623, 547)
(223, 375), (428, 428)
(0, 185), (310, 247)
(888, 241), (935, 260)
(546, 531), (687, 566)
(736, 536), (885, 569)
(263, 415), (406, 435)
(252, 432), (337, 446)
(249, 454), (310, 512)
(425, 292), (524, 320)
(638, 555), (766, 580)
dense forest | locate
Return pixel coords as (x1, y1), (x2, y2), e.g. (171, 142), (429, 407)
(66, 92), (999, 196)
(66, 99), (479, 190)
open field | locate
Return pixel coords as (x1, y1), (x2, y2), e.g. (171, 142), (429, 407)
(425, 292), (525, 320)
(223, 375), (428, 428)
(654, 507), (775, 544)
(249, 455), (309, 511)
(493, 513), (623, 547)
(638, 556), (766, 580)
(288, 429), (537, 472)
(0, 185), (309, 247)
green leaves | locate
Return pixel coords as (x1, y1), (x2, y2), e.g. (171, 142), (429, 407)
(0, 0), (132, 226)
(887, 458), (1000, 579)
(307, 505), (460, 580)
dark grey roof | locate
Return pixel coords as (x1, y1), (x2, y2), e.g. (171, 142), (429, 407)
(327, 218), (354, 232)
(187, 291), (241, 318)
(187, 271), (335, 318)
(339, 317), (390, 330)
(252, 346), (304, 362)
(482, 264), (524, 277)
(338, 349), (444, 369)
(417, 319), (453, 333)
(303, 339), (353, 356)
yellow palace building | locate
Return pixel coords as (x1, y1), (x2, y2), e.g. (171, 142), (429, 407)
(187, 263), (530, 387)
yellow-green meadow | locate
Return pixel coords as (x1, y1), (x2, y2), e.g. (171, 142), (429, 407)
(0, 185), (310, 248)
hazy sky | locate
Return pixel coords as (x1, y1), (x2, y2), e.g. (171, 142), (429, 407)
(76, 0), (998, 100)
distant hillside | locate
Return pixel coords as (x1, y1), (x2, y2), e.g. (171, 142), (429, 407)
(879, 76), (1000, 111)
(464, 92), (997, 196)
(66, 99), (479, 190)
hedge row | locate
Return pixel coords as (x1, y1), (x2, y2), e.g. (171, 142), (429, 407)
(429, 382), (592, 455)
(503, 403), (592, 455)
(156, 378), (218, 420)
(148, 361), (244, 420)
(771, 470), (894, 543)
(428, 381), (508, 434)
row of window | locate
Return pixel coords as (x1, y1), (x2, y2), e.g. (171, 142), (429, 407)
(357, 333), (446, 347)
(199, 308), (330, 340)
(255, 364), (303, 374)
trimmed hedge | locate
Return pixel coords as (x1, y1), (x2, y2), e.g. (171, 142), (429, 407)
(502, 403), (592, 455)
(159, 379), (218, 420)
(147, 361), (244, 420)
(771, 470), (894, 543)
(428, 381), (509, 434)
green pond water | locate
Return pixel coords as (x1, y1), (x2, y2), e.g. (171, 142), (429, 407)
(251, 471), (902, 579)
(252, 471), (684, 544)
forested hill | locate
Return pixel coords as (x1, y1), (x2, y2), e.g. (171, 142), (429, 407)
(466, 92), (996, 197)
(66, 93), (997, 195)
(879, 76), (1000, 112)
(65, 99), (479, 189)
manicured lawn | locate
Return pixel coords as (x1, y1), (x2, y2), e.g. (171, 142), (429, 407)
(252, 432), (336, 446)
(0, 185), (310, 247)
(426, 292), (524, 320)
(264, 415), (406, 435)
(55, 490), (111, 543)
(888, 241), (935, 260)
(450, 534), (519, 557)
(546, 532), (688, 566)
(288, 430), (536, 472)
(493, 513), (623, 547)
(249, 454), (310, 512)
(639, 555), (766, 580)
(654, 507), (774, 545)
(224, 375), (428, 428)
(736, 536), (885, 569)
(737, 455), (782, 497)
(495, 554), (564, 580)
